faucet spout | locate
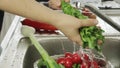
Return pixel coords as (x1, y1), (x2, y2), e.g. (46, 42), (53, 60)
(85, 4), (120, 32)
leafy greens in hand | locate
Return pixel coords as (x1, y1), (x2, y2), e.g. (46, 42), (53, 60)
(61, 0), (105, 52)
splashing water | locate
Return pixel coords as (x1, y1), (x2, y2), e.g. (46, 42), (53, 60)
(34, 40), (114, 68)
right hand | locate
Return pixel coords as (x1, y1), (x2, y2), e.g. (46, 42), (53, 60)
(52, 14), (98, 45)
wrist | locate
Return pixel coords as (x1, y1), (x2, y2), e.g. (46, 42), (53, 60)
(46, 11), (66, 27)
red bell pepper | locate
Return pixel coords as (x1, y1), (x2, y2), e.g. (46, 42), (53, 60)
(21, 19), (58, 31)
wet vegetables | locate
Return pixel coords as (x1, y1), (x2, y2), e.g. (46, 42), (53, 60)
(36, 51), (107, 68)
(61, 0), (88, 19)
(61, 0), (104, 52)
(21, 26), (106, 68)
(55, 52), (102, 68)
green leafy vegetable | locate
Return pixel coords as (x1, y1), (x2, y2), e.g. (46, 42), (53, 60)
(61, 0), (88, 19)
(21, 26), (61, 68)
(59, 64), (65, 68)
(61, 0), (105, 52)
(28, 34), (62, 68)
(37, 59), (49, 68)
(73, 64), (81, 68)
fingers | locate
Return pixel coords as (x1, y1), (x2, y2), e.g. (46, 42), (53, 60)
(74, 19), (98, 45)
(69, 19), (98, 46)
(67, 29), (83, 46)
(48, 0), (70, 10)
(48, 0), (61, 10)
(80, 19), (98, 27)
(71, 35), (83, 46)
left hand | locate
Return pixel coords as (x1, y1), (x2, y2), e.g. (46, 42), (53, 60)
(48, 0), (70, 9)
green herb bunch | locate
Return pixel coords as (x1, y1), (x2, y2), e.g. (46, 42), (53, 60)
(61, 0), (105, 52)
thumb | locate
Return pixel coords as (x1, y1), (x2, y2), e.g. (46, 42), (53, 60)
(55, 0), (61, 6)
(80, 19), (98, 27)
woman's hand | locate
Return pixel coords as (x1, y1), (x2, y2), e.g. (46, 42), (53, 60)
(0, 0), (97, 46)
(48, 0), (70, 9)
(53, 14), (98, 45)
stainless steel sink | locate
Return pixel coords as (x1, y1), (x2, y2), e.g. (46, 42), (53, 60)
(22, 36), (120, 68)
(0, 2), (120, 68)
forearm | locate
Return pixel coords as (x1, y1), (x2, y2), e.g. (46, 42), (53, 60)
(0, 0), (62, 25)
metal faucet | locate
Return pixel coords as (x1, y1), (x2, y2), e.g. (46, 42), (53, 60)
(101, 0), (113, 2)
(85, 4), (120, 32)
(75, 1), (82, 9)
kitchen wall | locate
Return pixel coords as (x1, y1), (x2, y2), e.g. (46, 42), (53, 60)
(114, 0), (120, 3)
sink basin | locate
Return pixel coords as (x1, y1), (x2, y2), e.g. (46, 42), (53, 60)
(22, 36), (120, 68)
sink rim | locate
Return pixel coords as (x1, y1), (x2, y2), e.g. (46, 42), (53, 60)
(23, 36), (120, 68)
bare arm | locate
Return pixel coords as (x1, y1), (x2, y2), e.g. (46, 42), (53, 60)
(0, 0), (63, 24)
(0, 0), (97, 45)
